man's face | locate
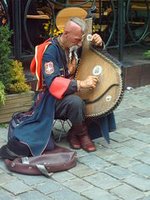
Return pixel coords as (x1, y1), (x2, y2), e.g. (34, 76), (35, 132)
(65, 29), (85, 49)
(67, 33), (83, 48)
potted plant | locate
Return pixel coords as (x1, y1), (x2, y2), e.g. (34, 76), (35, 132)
(0, 25), (34, 123)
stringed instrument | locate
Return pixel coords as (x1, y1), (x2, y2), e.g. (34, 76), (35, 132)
(75, 18), (123, 117)
(56, 7), (124, 118)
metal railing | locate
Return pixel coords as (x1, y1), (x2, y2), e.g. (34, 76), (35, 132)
(1, 0), (150, 62)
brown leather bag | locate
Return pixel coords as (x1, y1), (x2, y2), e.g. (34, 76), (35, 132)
(4, 146), (77, 177)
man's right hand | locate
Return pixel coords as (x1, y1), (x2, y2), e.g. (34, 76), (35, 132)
(77, 76), (99, 91)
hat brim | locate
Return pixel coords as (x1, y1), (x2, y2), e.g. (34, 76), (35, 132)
(56, 7), (87, 30)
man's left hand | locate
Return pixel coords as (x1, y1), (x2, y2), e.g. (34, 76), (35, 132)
(91, 33), (103, 46)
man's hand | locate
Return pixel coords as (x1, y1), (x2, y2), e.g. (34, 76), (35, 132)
(91, 33), (103, 46)
(77, 76), (99, 91)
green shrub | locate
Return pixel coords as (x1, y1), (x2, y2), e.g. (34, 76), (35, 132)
(0, 25), (31, 104)
(0, 25), (12, 88)
(144, 50), (150, 59)
(0, 81), (6, 105)
(7, 60), (31, 94)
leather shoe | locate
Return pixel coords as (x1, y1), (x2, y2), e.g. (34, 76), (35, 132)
(79, 134), (96, 152)
(67, 132), (81, 149)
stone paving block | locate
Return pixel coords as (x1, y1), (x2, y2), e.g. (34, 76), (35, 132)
(0, 188), (18, 200)
(115, 127), (140, 137)
(115, 102), (132, 112)
(0, 160), (8, 171)
(137, 110), (150, 118)
(113, 114), (127, 123)
(69, 163), (97, 178)
(99, 139), (124, 149)
(1, 179), (31, 195)
(14, 173), (50, 186)
(0, 168), (4, 174)
(138, 101), (150, 109)
(62, 177), (93, 193)
(124, 174), (150, 192)
(94, 136), (106, 144)
(124, 159), (144, 169)
(114, 100), (133, 112)
(81, 187), (119, 200)
(115, 107), (144, 122)
(135, 153), (150, 165)
(117, 119), (144, 131)
(36, 179), (64, 194)
(131, 132), (150, 143)
(84, 172), (120, 190)
(132, 117), (150, 125)
(78, 154), (110, 170)
(94, 139), (109, 149)
(130, 97), (150, 109)
(121, 139), (148, 151)
(0, 172), (17, 186)
(142, 146), (150, 154)
(129, 163), (150, 178)
(115, 146), (141, 158)
(102, 153), (134, 168)
(97, 150), (142, 168)
(92, 138), (110, 150)
(109, 132), (131, 143)
(19, 190), (53, 200)
(104, 165), (133, 180)
(142, 196), (150, 200)
(0, 127), (8, 137)
(143, 191), (150, 200)
(0, 140), (6, 147)
(94, 147), (119, 158)
(141, 125), (150, 134)
(52, 171), (76, 183)
(0, 85), (150, 200)
(110, 183), (145, 200)
(49, 187), (88, 200)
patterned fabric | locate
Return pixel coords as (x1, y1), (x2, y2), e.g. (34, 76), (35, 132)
(30, 39), (51, 90)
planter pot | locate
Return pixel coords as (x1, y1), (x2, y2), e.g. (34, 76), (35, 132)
(0, 91), (35, 124)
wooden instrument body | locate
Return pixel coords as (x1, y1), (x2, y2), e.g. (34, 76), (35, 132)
(75, 19), (123, 118)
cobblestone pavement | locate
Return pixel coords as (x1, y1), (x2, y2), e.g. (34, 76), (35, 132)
(0, 85), (150, 200)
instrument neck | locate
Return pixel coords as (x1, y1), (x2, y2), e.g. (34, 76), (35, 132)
(83, 18), (93, 51)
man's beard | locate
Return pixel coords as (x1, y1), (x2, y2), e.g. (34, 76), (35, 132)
(69, 45), (79, 62)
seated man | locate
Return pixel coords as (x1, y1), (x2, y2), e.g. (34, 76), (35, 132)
(0, 17), (116, 160)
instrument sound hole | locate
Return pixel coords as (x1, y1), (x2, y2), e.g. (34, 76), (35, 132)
(92, 65), (102, 76)
(106, 95), (112, 102)
(87, 34), (92, 41)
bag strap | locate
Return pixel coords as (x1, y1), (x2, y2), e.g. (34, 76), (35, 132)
(36, 164), (53, 177)
(21, 157), (53, 177)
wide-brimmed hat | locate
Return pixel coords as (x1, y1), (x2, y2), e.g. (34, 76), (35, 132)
(56, 7), (87, 30)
